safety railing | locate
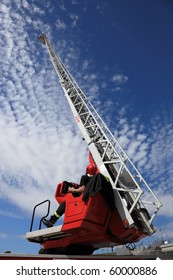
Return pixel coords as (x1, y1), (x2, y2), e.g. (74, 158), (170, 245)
(29, 199), (50, 232)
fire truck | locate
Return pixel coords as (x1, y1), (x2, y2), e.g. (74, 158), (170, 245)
(26, 34), (162, 255)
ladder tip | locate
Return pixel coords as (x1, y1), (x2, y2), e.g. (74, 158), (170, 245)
(38, 33), (46, 44)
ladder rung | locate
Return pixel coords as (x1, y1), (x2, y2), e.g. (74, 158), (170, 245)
(75, 101), (83, 106)
(85, 123), (97, 129)
(79, 112), (89, 116)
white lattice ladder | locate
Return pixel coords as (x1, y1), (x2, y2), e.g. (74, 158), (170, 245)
(39, 34), (162, 236)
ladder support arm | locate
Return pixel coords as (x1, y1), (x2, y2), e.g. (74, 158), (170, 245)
(38, 33), (162, 235)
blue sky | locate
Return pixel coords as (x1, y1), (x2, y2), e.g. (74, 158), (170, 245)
(0, 0), (173, 254)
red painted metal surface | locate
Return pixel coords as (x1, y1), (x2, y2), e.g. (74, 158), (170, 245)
(41, 181), (147, 254)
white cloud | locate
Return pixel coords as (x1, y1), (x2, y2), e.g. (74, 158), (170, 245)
(96, 2), (108, 14)
(0, 0), (172, 232)
(72, 0), (78, 4)
(60, 4), (66, 11)
(111, 73), (128, 85)
(160, 221), (173, 240)
(22, 0), (30, 10)
(70, 14), (79, 28)
(82, 60), (90, 70)
(114, 114), (149, 169)
(0, 233), (7, 239)
(0, 0), (88, 217)
(156, 191), (173, 217)
(114, 109), (173, 222)
(56, 19), (67, 30)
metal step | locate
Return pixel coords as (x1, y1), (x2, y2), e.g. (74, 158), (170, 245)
(26, 225), (71, 243)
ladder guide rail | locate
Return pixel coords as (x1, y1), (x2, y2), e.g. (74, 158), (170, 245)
(38, 34), (162, 235)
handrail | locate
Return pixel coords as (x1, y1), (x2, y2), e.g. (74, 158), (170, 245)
(29, 199), (50, 232)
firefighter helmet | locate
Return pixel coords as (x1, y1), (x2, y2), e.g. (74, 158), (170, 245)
(86, 164), (97, 176)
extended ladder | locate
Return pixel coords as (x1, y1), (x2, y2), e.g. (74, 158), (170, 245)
(39, 34), (162, 236)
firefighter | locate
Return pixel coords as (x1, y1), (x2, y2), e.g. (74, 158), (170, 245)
(43, 164), (97, 228)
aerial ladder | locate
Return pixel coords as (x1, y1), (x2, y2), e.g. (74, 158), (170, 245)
(26, 34), (162, 255)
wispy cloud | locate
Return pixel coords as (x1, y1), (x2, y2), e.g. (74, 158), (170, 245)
(0, 0), (88, 215)
(110, 73), (129, 92)
(72, 0), (79, 5)
(70, 14), (79, 28)
(96, 1), (108, 14)
(111, 73), (129, 85)
(56, 19), (67, 30)
(0, 233), (7, 239)
(114, 108), (173, 219)
(0, 0), (172, 236)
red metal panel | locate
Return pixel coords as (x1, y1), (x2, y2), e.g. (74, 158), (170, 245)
(41, 181), (149, 252)
(55, 182), (110, 233)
